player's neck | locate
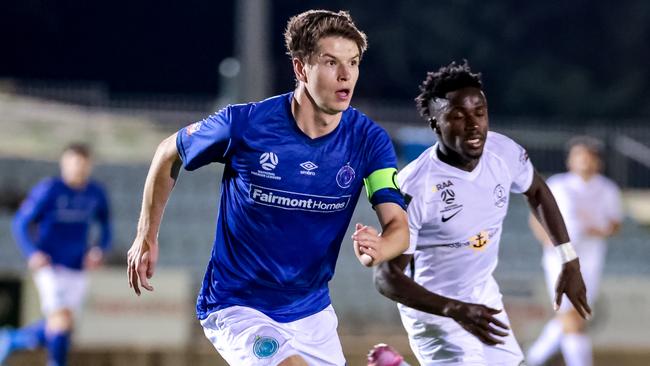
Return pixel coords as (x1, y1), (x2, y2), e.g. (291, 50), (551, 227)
(292, 86), (342, 139)
(62, 176), (88, 190)
(436, 145), (479, 172)
(574, 171), (596, 182)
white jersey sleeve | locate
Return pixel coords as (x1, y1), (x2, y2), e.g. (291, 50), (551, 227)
(397, 150), (431, 255)
(603, 178), (624, 223)
(485, 132), (534, 193)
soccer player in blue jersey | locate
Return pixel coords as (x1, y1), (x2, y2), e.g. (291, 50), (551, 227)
(126, 9), (408, 366)
(0, 143), (112, 366)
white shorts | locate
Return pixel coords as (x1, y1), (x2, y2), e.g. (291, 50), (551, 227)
(201, 304), (345, 366)
(401, 304), (524, 365)
(33, 265), (88, 315)
(542, 239), (605, 313)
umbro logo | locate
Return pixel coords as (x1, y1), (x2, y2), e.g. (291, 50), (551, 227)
(300, 161), (318, 176)
(441, 209), (462, 222)
(300, 161), (318, 171)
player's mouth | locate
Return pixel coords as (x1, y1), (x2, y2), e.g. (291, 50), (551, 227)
(335, 88), (351, 101)
(465, 135), (484, 149)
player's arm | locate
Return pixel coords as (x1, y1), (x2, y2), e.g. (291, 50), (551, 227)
(353, 167), (409, 266)
(374, 255), (509, 346)
(528, 214), (552, 247)
(12, 181), (52, 270)
(85, 187), (113, 270)
(127, 132), (182, 295)
(523, 171), (591, 318)
(352, 202), (408, 266)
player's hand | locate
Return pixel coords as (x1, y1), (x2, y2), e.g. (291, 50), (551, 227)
(127, 235), (159, 296)
(28, 251), (51, 271)
(444, 300), (510, 346)
(352, 223), (383, 267)
(555, 258), (591, 319)
(84, 247), (104, 270)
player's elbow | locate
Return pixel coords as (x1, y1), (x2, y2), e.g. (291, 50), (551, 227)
(373, 262), (403, 300)
(157, 133), (180, 161)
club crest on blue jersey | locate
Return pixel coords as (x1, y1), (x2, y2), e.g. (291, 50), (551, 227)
(336, 164), (355, 188)
(252, 335), (279, 359)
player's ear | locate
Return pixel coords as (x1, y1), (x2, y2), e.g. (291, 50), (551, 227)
(293, 57), (308, 83)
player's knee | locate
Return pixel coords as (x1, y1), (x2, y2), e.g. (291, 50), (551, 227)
(560, 310), (586, 333)
(47, 309), (74, 332)
(277, 354), (309, 366)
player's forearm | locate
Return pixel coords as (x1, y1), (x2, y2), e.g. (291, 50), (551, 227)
(11, 213), (38, 258)
(380, 219), (409, 261)
(375, 203), (409, 261)
(99, 222), (113, 252)
(525, 173), (570, 245)
(375, 257), (459, 317)
(528, 214), (552, 245)
(136, 133), (182, 242)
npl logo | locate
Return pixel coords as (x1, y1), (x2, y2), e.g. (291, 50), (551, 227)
(259, 152), (279, 171)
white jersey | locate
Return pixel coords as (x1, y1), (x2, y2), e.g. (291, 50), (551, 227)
(546, 172), (623, 244)
(397, 131), (534, 313)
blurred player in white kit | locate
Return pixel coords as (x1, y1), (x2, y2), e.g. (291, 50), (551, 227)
(526, 136), (623, 366)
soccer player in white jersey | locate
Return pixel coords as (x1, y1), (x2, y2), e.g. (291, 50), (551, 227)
(526, 137), (622, 366)
(126, 10), (408, 366)
(369, 61), (590, 365)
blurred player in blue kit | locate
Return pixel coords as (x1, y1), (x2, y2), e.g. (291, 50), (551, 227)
(126, 9), (408, 366)
(0, 143), (112, 366)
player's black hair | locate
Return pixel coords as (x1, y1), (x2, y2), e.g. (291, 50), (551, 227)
(566, 136), (604, 158)
(63, 142), (92, 158)
(415, 60), (482, 120)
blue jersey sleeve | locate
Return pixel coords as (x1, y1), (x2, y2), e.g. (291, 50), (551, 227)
(12, 179), (53, 258)
(176, 106), (234, 171)
(95, 185), (112, 252)
(364, 127), (406, 209)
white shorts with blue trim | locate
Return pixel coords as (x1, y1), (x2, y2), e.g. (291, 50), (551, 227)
(201, 304), (345, 366)
(33, 265), (88, 315)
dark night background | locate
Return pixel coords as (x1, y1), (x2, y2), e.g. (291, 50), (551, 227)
(1, 0), (649, 119)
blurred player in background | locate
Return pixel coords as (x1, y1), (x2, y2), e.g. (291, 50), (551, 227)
(0, 143), (112, 366)
(373, 61), (591, 365)
(126, 9), (408, 366)
(526, 137), (623, 366)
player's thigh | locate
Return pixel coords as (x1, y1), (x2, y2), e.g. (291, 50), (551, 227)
(577, 241), (606, 304)
(287, 305), (345, 366)
(58, 266), (89, 312)
(34, 266), (88, 316)
(481, 330), (525, 366)
(277, 354), (309, 366)
(201, 306), (301, 366)
(560, 309), (587, 333)
(406, 317), (487, 365)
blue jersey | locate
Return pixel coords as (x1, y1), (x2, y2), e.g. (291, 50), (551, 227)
(177, 92), (404, 322)
(12, 177), (112, 270)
